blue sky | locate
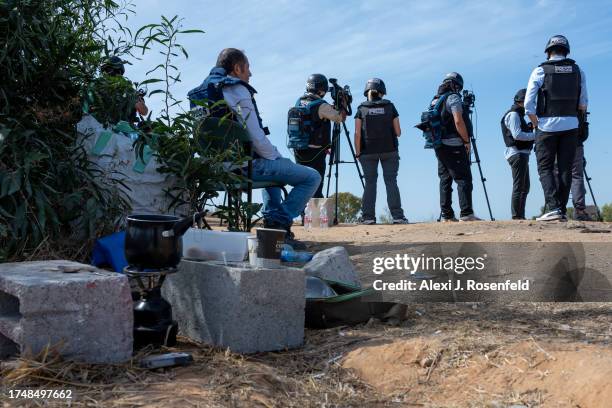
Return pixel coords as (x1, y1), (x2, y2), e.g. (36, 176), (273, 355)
(126, 0), (612, 221)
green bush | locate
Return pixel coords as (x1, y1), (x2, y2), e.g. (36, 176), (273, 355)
(602, 203), (612, 222)
(0, 0), (137, 261)
(331, 192), (362, 223)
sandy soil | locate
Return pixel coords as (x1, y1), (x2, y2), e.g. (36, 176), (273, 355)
(297, 220), (612, 244)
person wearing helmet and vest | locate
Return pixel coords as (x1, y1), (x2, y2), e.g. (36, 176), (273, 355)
(84, 56), (149, 124)
(100, 56), (148, 118)
(354, 78), (408, 224)
(431, 72), (481, 222)
(524, 35), (588, 221)
(293, 74), (346, 198)
(187, 48), (320, 248)
(501, 88), (535, 220)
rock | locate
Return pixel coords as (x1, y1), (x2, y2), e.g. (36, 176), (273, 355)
(303, 246), (360, 287)
(0, 260), (133, 363)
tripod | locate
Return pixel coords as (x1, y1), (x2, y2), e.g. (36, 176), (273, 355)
(325, 121), (365, 224)
(584, 165), (602, 221)
(465, 104), (495, 221)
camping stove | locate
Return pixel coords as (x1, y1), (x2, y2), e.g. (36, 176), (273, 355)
(124, 266), (178, 349)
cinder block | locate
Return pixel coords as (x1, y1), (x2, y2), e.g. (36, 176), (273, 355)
(303, 246), (361, 287)
(0, 260), (133, 363)
(163, 260), (304, 353)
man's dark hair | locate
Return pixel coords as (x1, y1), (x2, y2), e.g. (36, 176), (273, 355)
(216, 48), (247, 73)
(547, 45), (568, 57)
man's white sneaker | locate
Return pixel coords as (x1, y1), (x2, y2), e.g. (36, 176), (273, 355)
(536, 210), (563, 221)
(459, 214), (482, 222)
(393, 218), (409, 224)
(441, 217), (458, 222)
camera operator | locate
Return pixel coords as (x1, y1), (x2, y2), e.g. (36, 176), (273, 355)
(430, 72), (481, 222)
(293, 74), (346, 198)
(501, 88), (535, 220)
(524, 35), (588, 222)
(354, 78), (408, 225)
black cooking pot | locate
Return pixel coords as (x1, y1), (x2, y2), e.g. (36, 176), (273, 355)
(125, 212), (206, 269)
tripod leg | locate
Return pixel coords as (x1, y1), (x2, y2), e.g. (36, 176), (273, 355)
(326, 125), (340, 198)
(342, 122), (365, 188)
(334, 150), (340, 225)
(470, 136), (495, 221)
(584, 168), (602, 221)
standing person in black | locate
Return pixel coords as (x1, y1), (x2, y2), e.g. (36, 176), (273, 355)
(524, 35), (588, 221)
(431, 72), (481, 222)
(292, 74), (346, 198)
(501, 88), (535, 219)
(354, 78), (408, 224)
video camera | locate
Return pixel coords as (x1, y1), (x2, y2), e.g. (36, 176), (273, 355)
(462, 90), (475, 108)
(328, 78), (353, 115)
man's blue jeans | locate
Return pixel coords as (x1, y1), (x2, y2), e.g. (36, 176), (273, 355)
(251, 158), (321, 227)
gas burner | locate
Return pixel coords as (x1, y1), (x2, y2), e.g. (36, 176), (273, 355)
(123, 265), (178, 277)
(124, 265), (179, 349)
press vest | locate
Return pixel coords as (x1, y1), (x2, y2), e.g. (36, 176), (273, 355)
(298, 93), (331, 147)
(358, 99), (397, 154)
(536, 59), (581, 118)
(501, 104), (534, 150)
(187, 67), (268, 133)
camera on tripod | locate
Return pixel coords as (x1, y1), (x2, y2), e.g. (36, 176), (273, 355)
(462, 90), (475, 108)
(328, 78), (353, 115)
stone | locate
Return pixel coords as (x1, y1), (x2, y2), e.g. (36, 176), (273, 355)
(162, 260), (304, 353)
(303, 246), (360, 287)
(0, 260), (133, 363)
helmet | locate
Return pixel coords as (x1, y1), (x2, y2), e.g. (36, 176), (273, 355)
(306, 74), (328, 94)
(363, 78), (386, 96)
(514, 88), (527, 103)
(101, 56), (125, 75)
(443, 72), (463, 89)
(545, 35), (570, 54)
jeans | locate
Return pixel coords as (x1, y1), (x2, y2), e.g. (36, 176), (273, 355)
(294, 147), (327, 198)
(359, 151), (405, 220)
(507, 153), (530, 219)
(435, 145), (473, 218)
(535, 129), (578, 214)
(251, 158), (321, 227)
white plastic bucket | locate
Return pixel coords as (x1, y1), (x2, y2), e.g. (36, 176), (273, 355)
(182, 229), (251, 262)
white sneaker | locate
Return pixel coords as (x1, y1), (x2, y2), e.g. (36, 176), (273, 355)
(536, 210), (563, 221)
(459, 214), (482, 222)
(441, 217), (458, 223)
(358, 218), (376, 225)
(393, 218), (409, 224)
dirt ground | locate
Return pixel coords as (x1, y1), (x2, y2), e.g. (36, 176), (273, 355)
(2, 221), (611, 407)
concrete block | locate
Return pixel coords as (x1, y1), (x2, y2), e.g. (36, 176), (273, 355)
(0, 260), (133, 363)
(303, 246), (361, 287)
(162, 260), (304, 353)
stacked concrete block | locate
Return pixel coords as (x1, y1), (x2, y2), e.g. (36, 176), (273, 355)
(303, 246), (361, 287)
(163, 260), (305, 353)
(0, 260), (133, 363)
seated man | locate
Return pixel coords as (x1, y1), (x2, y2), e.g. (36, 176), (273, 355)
(188, 48), (320, 247)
